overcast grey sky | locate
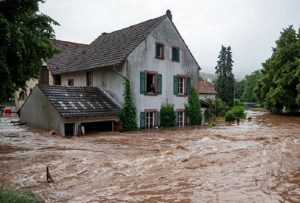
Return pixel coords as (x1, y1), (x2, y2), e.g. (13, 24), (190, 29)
(40, 0), (300, 79)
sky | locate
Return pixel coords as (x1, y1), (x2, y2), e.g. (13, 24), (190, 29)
(39, 0), (300, 80)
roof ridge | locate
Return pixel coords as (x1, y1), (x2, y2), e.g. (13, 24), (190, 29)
(51, 39), (88, 47)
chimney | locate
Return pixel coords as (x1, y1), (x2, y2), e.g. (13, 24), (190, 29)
(166, 9), (172, 21)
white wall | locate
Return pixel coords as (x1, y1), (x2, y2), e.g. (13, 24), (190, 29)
(20, 86), (63, 134)
(127, 18), (199, 127)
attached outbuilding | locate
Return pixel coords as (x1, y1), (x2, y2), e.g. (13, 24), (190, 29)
(20, 85), (120, 136)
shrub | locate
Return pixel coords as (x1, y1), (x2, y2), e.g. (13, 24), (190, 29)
(0, 187), (41, 203)
(120, 80), (137, 131)
(225, 105), (246, 122)
(230, 105), (246, 119)
(185, 88), (202, 125)
(206, 98), (229, 117)
(160, 103), (176, 127)
(225, 111), (235, 121)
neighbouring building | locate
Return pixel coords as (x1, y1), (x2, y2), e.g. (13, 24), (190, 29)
(198, 77), (217, 100)
(20, 85), (120, 136)
(21, 10), (201, 134)
(15, 40), (88, 109)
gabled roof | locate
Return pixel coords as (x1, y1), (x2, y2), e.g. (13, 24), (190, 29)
(48, 39), (88, 75)
(57, 14), (168, 74)
(198, 77), (218, 95)
(38, 85), (120, 118)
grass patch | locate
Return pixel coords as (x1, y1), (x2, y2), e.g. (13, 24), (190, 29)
(0, 187), (42, 203)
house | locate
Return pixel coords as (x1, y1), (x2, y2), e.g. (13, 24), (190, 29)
(20, 85), (120, 136)
(15, 40), (88, 109)
(20, 10), (200, 134)
(198, 77), (217, 100)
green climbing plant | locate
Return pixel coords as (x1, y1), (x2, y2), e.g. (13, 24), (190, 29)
(120, 80), (137, 131)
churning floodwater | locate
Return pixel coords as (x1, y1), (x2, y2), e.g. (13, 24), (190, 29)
(0, 109), (299, 202)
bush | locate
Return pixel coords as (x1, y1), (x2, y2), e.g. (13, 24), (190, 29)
(120, 80), (137, 131)
(160, 103), (176, 127)
(206, 98), (229, 117)
(185, 88), (202, 125)
(225, 111), (235, 121)
(225, 105), (246, 121)
(0, 187), (41, 203)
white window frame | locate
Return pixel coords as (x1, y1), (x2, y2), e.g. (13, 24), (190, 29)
(146, 111), (155, 128)
(178, 77), (185, 95)
(177, 111), (185, 126)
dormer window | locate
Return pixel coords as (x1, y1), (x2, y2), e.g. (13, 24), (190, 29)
(155, 42), (164, 60)
(172, 47), (180, 62)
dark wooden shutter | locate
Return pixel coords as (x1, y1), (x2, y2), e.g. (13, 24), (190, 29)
(173, 76), (178, 95)
(140, 112), (145, 129)
(157, 74), (162, 94)
(187, 77), (192, 95)
(140, 72), (146, 94)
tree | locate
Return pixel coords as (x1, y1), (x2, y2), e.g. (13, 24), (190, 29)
(0, 0), (59, 102)
(242, 70), (262, 102)
(185, 88), (202, 125)
(235, 79), (245, 100)
(257, 26), (300, 113)
(214, 46), (235, 106)
(120, 80), (138, 131)
(160, 103), (176, 127)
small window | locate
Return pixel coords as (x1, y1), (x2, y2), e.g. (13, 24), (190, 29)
(146, 112), (155, 128)
(68, 79), (74, 86)
(177, 111), (185, 126)
(146, 73), (157, 94)
(86, 72), (93, 87)
(178, 76), (185, 95)
(53, 75), (61, 85)
(174, 75), (191, 96)
(172, 47), (180, 62)
(155, 43), (164, 60)
(140, 71), (162, 95)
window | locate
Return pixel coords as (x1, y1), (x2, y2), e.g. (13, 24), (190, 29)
(174, 75), (191, 96)
(53, 75), (61, 85)
(140, 71), (162, 95)
(146, 112), (155, 128)
(68, 79), (74, 86)
(177, 111), (185, 126)
(146, 73), (156, 94)
(178, 77), (185, 95)
(86, 72), (93, 86)
(155, 43), (164, 59)
(140, 111), (159, 129)
(172, 47), (180, 62)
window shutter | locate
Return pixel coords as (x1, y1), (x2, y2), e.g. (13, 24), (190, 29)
(140, 112), (145, 129)
(157, 111), (161, 127)
(175, 111), (178, 126)
(140, 72), (145, 94)
(173, 76), (178, 95)
(187, 77), (192, 95)
(157, 74), (162, 94)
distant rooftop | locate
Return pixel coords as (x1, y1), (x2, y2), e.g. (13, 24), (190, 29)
(198, 77), (217, 95)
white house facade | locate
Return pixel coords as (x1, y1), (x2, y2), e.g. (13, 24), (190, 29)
(55, 10), (200, 129)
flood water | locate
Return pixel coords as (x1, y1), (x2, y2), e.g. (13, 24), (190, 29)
(0, 109), (299, 202)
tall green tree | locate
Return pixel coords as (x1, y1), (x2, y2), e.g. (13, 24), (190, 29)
(234, 79), (245, 100)
(214, 46), (235, 106)
(185, 88), (202, 125)
(242, 70), (262, 102)
(257, 26), (300, 113)
(0, 0), (59, 102)
(120, 80), (137, 131)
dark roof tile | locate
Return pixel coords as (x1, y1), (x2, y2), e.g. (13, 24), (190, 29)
(57, 15), (167, 74)
(198, 77), (218, 95)
(38, 85), (120, 118)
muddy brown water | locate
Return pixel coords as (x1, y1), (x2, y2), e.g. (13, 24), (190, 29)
(0, 109), (299, 203)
